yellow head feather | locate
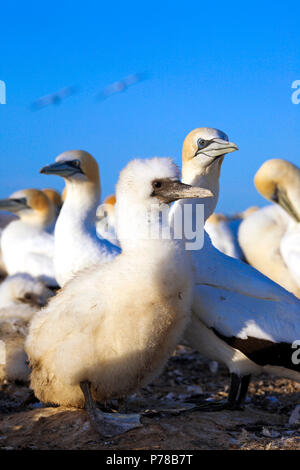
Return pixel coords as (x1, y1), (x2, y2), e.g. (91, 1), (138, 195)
(254, 159), (300, 200)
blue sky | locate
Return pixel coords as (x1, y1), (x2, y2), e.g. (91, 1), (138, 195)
(1, 1), (300, 213)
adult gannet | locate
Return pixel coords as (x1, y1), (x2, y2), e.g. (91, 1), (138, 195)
(25, 157), (213, 437)
(96, 194), (119, 246)
(0, 189), (57, 287)
(0, 273), (53, 383)
(40, 151), (120, 287)
(172, 129), (300, 411)
(238, 159), (300, 297)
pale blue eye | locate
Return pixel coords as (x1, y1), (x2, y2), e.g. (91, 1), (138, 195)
(197, 139), (206, 148)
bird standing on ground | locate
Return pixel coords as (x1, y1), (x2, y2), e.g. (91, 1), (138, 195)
(172, 128), (300, 411)
(0, 189), (57, 287)
(25, 157), (213, 437)
(40, 151), (120, 287)
(238, 159), (300, 297)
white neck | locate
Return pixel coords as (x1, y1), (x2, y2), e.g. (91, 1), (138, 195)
(56, 180), (100, 235)
(180, 160), (222, 222)
(19, 212), (52, 229)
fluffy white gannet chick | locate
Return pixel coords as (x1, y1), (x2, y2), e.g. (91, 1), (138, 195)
(96, 194), (119, 246)
(238, 159), (300, 297)
(0, 273), (53, 383)
(40, 151), (120, 287)
(25, 157), (212, 437)
(0, 189), (57, 287)
(172, 129), (300, 411)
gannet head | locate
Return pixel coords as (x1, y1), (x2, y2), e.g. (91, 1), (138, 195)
(254, 159), (300, 222)
(116, 157), (213, 210)
(182, 127), (238, 179)
(0, 273), (53, 309)
(42, 188), (62, 216)
(0, 189), (55, 227)
(40, 150), (100, 187)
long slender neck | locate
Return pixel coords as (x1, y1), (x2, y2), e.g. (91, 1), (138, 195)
(57, 180), (100, 234)
(180, 160), (222, 222)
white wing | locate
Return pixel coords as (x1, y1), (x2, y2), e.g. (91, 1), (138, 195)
(281, 225), (300, 289)
(205, 220), (243, 259)
(192, 233), (300, 344)
(24, 232), (56, 285)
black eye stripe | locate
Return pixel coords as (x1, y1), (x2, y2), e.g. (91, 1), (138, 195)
(197, 138), (215, 150)
(67, 159), (81, 168)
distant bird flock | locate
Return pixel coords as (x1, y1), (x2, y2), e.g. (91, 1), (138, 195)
(31, 73), (149, 110)
(0, 127), (300, 437)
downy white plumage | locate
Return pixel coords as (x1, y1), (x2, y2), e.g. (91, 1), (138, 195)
(40, 151), (120, 287)
(0, 189), (57, 287)
(26, 157), (212, 437)
(0, 273), (53, 383)
(171, 128), (300, 410)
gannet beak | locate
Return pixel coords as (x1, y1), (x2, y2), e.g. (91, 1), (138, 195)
(196, 138), (238, 159)
(154, 180), (214, 204)
(0, 197), (29, 212)
(272, 190), (300, 222)
(40, 160), (83, 178)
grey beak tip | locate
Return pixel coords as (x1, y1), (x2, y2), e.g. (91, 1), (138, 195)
(40, 167), (47, 174)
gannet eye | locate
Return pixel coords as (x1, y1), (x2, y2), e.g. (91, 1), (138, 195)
(153, 181), (162, 189)
(73, 160), (81, 167)
(197, 139), (206, 148)
(24, 293), (32, 301)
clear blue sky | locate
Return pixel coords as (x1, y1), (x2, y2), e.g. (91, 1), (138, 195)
(1, 1), (300, 213)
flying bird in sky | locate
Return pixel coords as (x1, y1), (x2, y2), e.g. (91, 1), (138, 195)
(97, 72), (150, 101)
(31, 86), (78, 110)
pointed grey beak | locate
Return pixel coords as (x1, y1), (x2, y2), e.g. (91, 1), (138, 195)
(213, 138), (239, 154)
(196, 138), (238, 159)
(272, 189), (300, 222)
(0, 197), (29, 213)
(40, 160), (83, 178)
(153, 180), (214, 204)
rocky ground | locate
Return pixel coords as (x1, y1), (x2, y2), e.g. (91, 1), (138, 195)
(0, 345), (300, 450)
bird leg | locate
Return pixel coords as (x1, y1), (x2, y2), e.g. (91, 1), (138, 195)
(236, 374), (251, 408)
(194, 373), (250, 412)
(80, 381), (142, 438)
